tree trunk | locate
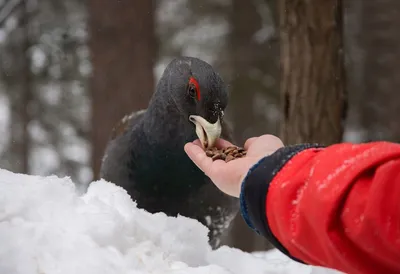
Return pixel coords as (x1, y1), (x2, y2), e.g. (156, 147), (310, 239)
(279, 0), (347, 145)
(223, 0), (275, 252)
(1, 0), (33, 174)
(228, 0), (262, 145)
(20, 0), (33, 174)
(359, 0), (400, 142)
(88, 0), (156, 179)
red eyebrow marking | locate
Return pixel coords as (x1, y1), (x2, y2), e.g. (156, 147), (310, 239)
(189, 77), (201, 101)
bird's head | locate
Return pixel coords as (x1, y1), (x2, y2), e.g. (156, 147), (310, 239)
(156, 57), (228, 149)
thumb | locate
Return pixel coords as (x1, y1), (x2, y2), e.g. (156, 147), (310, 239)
(184, 142), (213, 174)
(251, 135), (284, 150)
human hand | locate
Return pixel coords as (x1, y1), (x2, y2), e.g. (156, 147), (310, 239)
(184, 134), (284, 198)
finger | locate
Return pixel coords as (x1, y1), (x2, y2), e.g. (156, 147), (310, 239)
(258, 134), (284, 147)
(215, 138), (235, 149)
(244, 137), (258, 150)
(185, 143), (229, 184)
(192, 139), (202, 146)
(184, 143), (214, 174)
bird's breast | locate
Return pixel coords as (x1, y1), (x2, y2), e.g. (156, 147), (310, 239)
(128, 145), (207, 214)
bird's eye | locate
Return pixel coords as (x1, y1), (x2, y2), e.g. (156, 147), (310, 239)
(188, 77), (201, 101)
(188, 84), (197, 98)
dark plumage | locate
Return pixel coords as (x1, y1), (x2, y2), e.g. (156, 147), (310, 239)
(99, 57), (239, 248)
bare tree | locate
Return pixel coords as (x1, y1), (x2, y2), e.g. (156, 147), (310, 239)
(0, 0), (34, 174)
(359, 0), (400, 142)
(19, 0), (33, 173)
(88, 0), (157, 179)
(279, 0), (347, 145)
(222, 0), (278, 252)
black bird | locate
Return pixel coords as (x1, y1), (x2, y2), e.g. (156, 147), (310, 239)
(99, 57), (239, 248)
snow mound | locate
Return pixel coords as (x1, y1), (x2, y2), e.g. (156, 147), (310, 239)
(0, 169), (340, 274)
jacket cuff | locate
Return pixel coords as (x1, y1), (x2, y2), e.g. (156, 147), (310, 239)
(239, 143), (324, 263)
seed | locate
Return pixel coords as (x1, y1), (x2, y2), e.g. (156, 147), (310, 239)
(212, 154), (223, 160)
(225, 154), (235, 162)
(206, 151), (214, 157)
(205, 145), (247, 162)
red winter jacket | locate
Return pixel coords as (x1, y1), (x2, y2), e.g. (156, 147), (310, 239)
(239, 142), (400, 274)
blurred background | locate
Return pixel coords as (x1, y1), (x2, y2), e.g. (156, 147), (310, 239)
(0, 0), (399, 252)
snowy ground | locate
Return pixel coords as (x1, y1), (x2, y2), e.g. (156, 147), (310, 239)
(0, 169), (341, 274)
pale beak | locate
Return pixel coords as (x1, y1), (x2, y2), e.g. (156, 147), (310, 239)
(189, 115), (222, 149)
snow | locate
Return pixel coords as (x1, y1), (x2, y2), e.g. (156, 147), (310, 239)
(0, 168), (341, 274)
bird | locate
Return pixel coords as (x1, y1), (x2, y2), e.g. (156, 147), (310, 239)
(99, 57), (239, 248)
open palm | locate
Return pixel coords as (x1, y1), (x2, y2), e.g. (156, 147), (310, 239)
(184, 135), (284, 197)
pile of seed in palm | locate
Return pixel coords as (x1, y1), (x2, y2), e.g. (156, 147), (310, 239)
(205, 146), (247, 162)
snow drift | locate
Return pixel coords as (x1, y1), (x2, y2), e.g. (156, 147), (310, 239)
(0, 168), (340, 274)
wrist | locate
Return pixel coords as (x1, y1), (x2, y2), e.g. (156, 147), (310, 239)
(239, 143), (325, 263)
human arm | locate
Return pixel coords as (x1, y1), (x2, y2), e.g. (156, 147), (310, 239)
(184, 136), (400, 274)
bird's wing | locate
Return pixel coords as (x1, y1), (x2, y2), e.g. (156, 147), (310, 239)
(99, 109), (147, 182)
(109, 109), (147, 141)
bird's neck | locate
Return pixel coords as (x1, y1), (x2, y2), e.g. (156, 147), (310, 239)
(123, 93), (207, 205)
(141, 95), (196, 147)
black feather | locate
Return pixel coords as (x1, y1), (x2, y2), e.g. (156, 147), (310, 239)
(100, 57), (239, 248)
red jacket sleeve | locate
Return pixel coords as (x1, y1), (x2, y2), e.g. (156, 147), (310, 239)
(239, 142), (400, 274)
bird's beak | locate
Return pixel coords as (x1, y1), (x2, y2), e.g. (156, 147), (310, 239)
(189, 115), (222, 149)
